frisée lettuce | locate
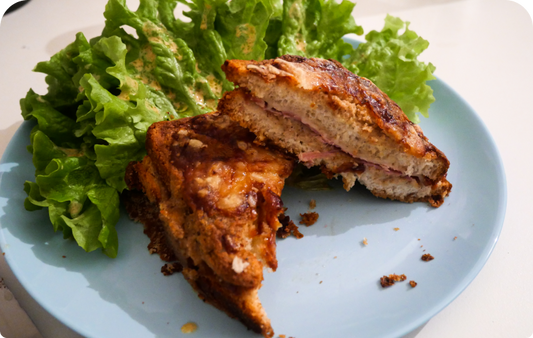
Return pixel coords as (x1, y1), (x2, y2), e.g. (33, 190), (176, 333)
(21, 0), (436, 257)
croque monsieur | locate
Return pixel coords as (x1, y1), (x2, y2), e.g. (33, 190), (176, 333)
(124, 112), (294, 337)
(219, 55), (452, 207)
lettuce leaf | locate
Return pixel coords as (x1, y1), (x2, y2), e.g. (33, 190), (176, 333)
(277, 0), (363, 61)
(344, 15), (436, 123)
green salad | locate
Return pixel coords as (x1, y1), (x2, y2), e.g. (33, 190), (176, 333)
(21, 0), (436, 258)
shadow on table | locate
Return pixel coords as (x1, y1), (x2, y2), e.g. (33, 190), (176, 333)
(401, 322), (428, 338)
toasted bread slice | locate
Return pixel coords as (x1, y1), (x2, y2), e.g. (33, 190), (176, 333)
(124, 112), (294, 337)
(220, 55), (451, 206)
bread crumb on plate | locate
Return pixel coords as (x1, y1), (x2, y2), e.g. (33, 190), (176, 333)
(161, 262), (183, 276)
(380, 274), (407, 287)
(421, 253), (434, 261)
(277, 214), (304, 239)
(299, 212), (319, 226)
(181, 322), (198, 334)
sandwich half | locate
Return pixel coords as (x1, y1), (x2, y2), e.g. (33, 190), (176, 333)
(124, 112), (294, 337)
(219, 55), (452, 207)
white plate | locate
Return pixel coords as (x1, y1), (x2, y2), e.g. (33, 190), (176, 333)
(0, 74), (506, 337)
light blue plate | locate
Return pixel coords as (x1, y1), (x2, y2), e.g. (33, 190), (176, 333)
(0, 74), (506, 337)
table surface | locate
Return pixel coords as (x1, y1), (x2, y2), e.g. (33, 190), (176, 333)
(1, 0), (532, 337)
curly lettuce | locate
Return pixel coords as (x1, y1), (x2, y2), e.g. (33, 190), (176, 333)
(344, 15), (436, 123)
(277, 0), (363, 61)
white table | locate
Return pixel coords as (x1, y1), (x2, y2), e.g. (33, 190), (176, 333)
(1, 0), (532, 337)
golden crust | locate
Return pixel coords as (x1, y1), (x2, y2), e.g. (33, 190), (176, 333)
(124, 112), (294, 337)
(122, 190), (274, 337)
(222, 55), (449, 170)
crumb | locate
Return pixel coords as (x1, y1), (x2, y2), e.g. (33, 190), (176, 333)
(454, 236), (457, 240)
(421, 253), (434, 261)
(418, 238), (421, 241)
(181, 322), (198, 334)
(409, 280), (417, 288)
(277, 214), (304, 239)
(391, 274), (407, 282)
(309, 199), (316, 209)
(319, 281), (323, 284)
(2, 252), (4, 256)
(420, 245), (423, 248)
(363, 237), (368, 246)
(142, 301), (145, 304)
(333, 256), (337, 259)
(161, 262), (184, 276)
(299, 212), (319, 226)
(380, 274), (407, 287)
(279, 335), (286, 338)
(393, 227), (400, 231)
(62, 255), (66, 258)
(380, 276), (395, 287)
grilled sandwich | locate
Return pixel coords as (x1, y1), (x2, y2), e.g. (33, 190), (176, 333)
(124, 112), (294, 337)
(219, 55), (452, 206)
